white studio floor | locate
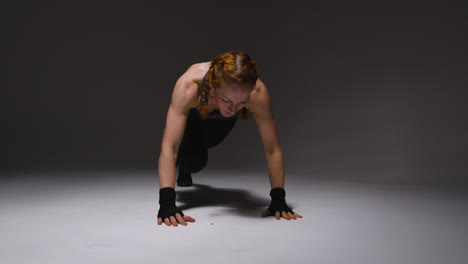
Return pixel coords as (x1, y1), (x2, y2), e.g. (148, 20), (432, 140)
(1, 170), (467, 264)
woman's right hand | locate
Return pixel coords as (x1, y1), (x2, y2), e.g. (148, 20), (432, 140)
(157, 213), (195, 226)
(157, 187), (195, 226)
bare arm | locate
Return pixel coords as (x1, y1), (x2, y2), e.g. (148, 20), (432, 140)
(252, 80), (303, 220)
(250, 79), (285, 189)
(158, 74), (199, 189)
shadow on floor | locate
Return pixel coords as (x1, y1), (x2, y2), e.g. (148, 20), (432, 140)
(176, 183), (270, 218)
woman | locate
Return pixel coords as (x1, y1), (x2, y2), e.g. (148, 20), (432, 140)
(157, 51), (303, 226)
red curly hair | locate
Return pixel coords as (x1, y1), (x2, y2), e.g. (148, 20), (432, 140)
(196, 51), (259, 120)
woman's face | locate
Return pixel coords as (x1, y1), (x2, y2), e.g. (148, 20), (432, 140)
(214, 83), (251, 117)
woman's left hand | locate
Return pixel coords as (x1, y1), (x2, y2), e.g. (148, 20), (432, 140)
(261, 209), (303, 220)
(261, 187), (303, 220)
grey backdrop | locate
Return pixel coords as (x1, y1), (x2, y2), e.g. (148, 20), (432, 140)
(4, 1), (468, 186)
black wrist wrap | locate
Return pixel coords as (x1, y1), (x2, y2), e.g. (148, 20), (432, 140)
(267, 187), (294, 215)
(158, 187), (184, 220)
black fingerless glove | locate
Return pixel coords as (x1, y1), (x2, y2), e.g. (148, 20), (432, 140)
(158, 187), (184, 220)
(267, 187), (294, 215)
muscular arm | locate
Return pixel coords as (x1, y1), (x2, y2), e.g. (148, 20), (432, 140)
(252, 80), (303, 220)
(251, 80), (285, 189)
(158, 74), (199, 189)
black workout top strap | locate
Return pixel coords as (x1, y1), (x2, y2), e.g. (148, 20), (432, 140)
(199, 72), (209, 105)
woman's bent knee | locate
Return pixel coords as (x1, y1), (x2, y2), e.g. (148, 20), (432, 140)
(178, 149), (208, 173)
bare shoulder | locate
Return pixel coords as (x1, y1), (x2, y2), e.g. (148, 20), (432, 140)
(246, 78), (273, 119)
(171, 62), (210, 113)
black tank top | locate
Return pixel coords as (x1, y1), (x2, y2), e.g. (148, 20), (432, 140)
(199, 72), (210, 105)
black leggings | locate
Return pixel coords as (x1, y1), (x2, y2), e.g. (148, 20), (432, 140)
(176, 108), (238, 173)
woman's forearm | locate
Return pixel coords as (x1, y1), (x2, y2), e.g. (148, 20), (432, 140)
(158, 151), (177, 189)
(266, 149), (285, 189)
